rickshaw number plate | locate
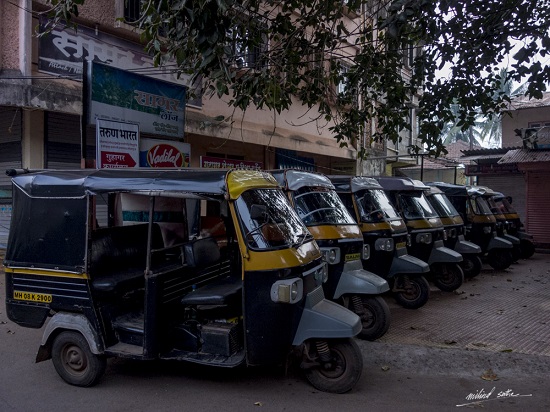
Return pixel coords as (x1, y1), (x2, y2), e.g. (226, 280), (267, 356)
(396, 242), (406, 249)
(345, 253), (360, 262)
(13, 291), (53, 303)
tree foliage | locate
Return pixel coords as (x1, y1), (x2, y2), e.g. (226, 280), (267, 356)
(42, 0), (550, 156)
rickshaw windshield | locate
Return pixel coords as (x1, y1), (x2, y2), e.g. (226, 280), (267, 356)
(495, 197), (516, 214)
(429, 193), (460, 218)
(486, 197), (504, 215)
(354, 189), (400, 222)
(236, 188), (312, 250)
(292, 186), (356, 226)
(470, 196), (493, 215)
(398, 192), (438, 219)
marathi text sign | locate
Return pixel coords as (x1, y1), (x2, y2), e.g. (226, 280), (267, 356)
(89, 62), (186, 139)
(96, 119), (139, 169)
(37, 17), (202, 108)
(200, 156), (263, 170)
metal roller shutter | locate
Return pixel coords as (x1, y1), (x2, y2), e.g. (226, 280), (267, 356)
(45, 112), (95, 169)
(478, 174), (526, 222)
(0, 107), (22, 248)
(526, 172), (550, 246)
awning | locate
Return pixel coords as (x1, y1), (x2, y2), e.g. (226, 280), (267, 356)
(498, 149), (550, 164)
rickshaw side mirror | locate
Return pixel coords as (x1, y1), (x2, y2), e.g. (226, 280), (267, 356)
(250, 204), (268, 223)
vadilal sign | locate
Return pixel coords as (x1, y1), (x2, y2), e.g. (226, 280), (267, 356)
(140, 138), (190, 168)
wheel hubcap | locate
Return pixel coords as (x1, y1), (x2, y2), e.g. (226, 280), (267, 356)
(63, 344), (87, 373)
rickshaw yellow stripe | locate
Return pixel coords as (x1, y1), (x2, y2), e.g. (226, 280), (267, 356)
(4, 267), (89, 279)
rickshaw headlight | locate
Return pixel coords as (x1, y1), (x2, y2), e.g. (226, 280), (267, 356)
(271, 278), (303, 304)
(374, 238), (394, 252)
(406, 234), (412, 247)
(416, 233), (432, 244)
(442, 230), (448, 241)
(362, 244), (371, 260)
(483, 226), (492, 234)
(321, 247), (341, 265)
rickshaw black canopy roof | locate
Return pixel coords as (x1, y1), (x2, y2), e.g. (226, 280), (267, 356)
(8, 169), (233, 198)
(328, 176), (382, 193)
(426, 182), (468, 198)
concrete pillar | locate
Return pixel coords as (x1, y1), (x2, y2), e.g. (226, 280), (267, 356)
(21, 110), (44, 169)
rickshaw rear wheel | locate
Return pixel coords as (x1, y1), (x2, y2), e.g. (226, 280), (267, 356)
(461, 255), (482, 278)
(352, 295), (390, 341)
(393, 275), (430, 309)
(304, 339), (363, 394)
(519, 239), (535, 259)
(487, 249), (513, 270)
(52, 331), (106, 387)
(432, 263), (464, 292)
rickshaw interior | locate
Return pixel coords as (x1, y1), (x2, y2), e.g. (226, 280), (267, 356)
(88, 191), (244, 356)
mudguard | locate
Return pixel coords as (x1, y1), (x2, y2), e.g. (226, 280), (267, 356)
(36, 312), (103, 362)
(502, 234), (520, 245)
(388, 253), (429, 276)
(332, 260), (389, 299)
(517, 231), (534, 240)
(428, 241), (463, 264)
(488, 236), (513, 250)
(454, 235), (482, 254)
(292, 289), (361, 345)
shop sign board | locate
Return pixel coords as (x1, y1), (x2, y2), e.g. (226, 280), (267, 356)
(200, 156), (262, 170)
(88, 62), (186, 139)
(96, 119), (139, 168)
(140, 138), (190, 168)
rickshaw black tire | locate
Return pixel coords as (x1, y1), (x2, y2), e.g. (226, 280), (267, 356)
(393, 276), (430, 309)
(511, 245), (521, 262)
(461, 255), (482, 278)
(519, 239), (535, 259)
(51, 331), (106, 387)
(487, 249), (513, 271)
(355, 296), (391, 341)
(432, 263), (464, 292)
(304, 339), (363, 394)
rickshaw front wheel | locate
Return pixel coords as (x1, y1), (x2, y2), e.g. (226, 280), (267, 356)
(352, 295), (391, 341)
(304, 339), (363, 394)
(461, 255), (482, 278)
(519, 239), (535, 259)
(52, 331), (107, 387)
(431, 263), (464, 292)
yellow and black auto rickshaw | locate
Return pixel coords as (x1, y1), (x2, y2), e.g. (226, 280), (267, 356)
(431, 182), (514, 271)
(3, 168), (363, 393)
(491, 192), (535, 259)
(424, 184), (483, 278)
(375, 177), (464, 292)
(470, 185), (522, 263)
(271, 170), (391, 341)
(329, 175), (431, 309)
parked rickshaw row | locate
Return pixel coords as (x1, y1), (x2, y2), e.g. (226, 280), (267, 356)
(2, 168), (534, 394)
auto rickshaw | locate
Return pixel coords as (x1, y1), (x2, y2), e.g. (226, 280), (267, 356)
(3, 168), (363, 393)
(430, 182), (514, 270)
(424, 185), (483, 278)
(375, 177), (464, 292)
(329, 175), (431, 309)
(270, 170), (391, 341)
(491, 192), (535, 259)
(470, 185), (522, 263)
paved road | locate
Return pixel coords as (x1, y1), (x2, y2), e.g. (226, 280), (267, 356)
(1, 251), (549, 411)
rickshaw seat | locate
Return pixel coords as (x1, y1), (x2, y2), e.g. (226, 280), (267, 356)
(183, 237), (221, 268)
(90, 223), (164, 294)
(180, 275), (242, 306)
